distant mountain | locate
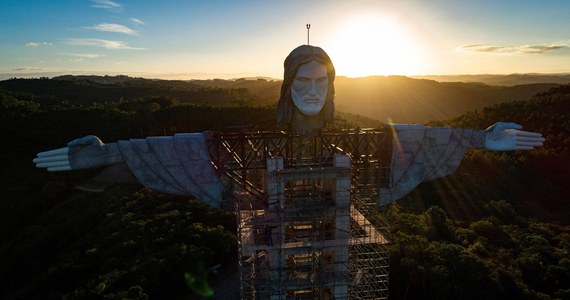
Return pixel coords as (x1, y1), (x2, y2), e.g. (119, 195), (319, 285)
(171, 75), (564, 123)
(0, 75), (562, 123)
(412, 73), (570, 86)
(190, 77), (282, 103)
(52, 74), (145, 84)
(0, 76), (263, 108)
(334, 76), (560, 123)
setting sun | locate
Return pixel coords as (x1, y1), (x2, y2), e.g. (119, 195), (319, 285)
(324, 15), (426, 77)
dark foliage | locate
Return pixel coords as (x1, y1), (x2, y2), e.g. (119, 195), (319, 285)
(334, 76), (560, 123)
(0, 77), (379, 299)
(0, 77), (568, 299)
(390, 85), (570, 299)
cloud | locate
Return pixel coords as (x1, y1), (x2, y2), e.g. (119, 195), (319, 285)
(26, 42), (53, 47)
(63, 53), (104, 58)
(459, 44), (509, 53)
(91, 0), (123, 12)
(66, 38), (145, 50)
(517, 44), (566, 54)
(12, 67), (46, 71)
(131, 18), (144, 25)
(459, 43), (569, 55)
(87, 23), (138, 35)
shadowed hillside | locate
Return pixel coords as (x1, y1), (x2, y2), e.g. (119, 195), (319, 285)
(1, 75), (561, 124)
(0, 77), (568, 299)
(334, 76), (560, 123)
(388, 85), (570, 299)
(0, 76), (267, 108)
(413, 73), (570, 86)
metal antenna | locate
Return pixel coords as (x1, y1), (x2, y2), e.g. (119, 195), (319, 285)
(306, 24), (311, 45)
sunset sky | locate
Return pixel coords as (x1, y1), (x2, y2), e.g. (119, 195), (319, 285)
(2, 0), (570, 80)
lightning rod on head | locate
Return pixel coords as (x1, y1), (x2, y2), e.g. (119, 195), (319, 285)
(306, 24), (311, 45)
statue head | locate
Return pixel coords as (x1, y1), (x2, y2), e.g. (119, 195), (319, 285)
(276, 45), (336, 130)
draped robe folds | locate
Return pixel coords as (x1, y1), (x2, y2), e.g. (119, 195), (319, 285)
(114, 126), (485, 208)
(116, 133), (224, 207)
(379, 125), (485, 205)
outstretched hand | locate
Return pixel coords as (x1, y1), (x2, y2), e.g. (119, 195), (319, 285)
(485, 122), (544, 151)
(33, 135), (108, 171)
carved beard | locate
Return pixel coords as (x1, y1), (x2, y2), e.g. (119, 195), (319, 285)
(290, 87), (327, 116)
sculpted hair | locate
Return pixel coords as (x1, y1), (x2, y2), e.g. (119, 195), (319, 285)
(276, 45), (336, 125)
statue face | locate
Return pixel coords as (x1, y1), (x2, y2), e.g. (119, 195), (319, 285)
(291, 60), (328, 116)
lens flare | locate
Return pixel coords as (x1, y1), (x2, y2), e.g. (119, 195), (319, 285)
(184, 272), (214, 297)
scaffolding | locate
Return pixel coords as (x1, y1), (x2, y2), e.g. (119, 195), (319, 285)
(207, 129), (392, 299)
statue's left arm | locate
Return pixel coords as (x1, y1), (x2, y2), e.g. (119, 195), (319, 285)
(379, 122), (544, 205)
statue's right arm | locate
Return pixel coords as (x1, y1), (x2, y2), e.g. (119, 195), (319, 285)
(33, 135), (123, 171)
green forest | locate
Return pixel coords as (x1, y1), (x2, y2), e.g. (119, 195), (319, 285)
(0, 77), (569, 299)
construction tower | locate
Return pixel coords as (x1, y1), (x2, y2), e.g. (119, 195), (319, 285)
(208, 128), (391, 299)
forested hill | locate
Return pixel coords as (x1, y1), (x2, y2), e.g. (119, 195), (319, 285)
(422, 85), (570, 224)
(389, 85), (570, 299)
(0, 77), (568, 299)
(413, 73), (570, 86)
(333, 76), (561, 123)
(0, 76), (274, 108)
(0, 75), (562, 123)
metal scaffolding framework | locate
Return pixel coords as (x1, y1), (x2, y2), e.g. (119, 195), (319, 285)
(208, 129), (392, 299)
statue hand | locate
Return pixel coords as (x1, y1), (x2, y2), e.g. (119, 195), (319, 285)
(484, 122), (544, 151)
(33, 135), (110, 171)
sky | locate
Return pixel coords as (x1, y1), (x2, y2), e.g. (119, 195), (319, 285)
(1, 0), (570, 80)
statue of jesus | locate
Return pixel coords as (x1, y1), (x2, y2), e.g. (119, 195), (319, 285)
(33, 45), (545, 206)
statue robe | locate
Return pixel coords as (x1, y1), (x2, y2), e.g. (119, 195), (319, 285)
(115, 127), (485, 208)
(379, 125), (485, 205)
(116, 133), (224, 207)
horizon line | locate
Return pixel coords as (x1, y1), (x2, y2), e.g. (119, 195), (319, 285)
(2, 71), (570, 82)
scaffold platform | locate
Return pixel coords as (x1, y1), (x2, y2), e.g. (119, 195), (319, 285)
(207, 129), (392, 299)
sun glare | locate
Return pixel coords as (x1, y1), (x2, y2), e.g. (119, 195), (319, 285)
(324, 15), (425, 77)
